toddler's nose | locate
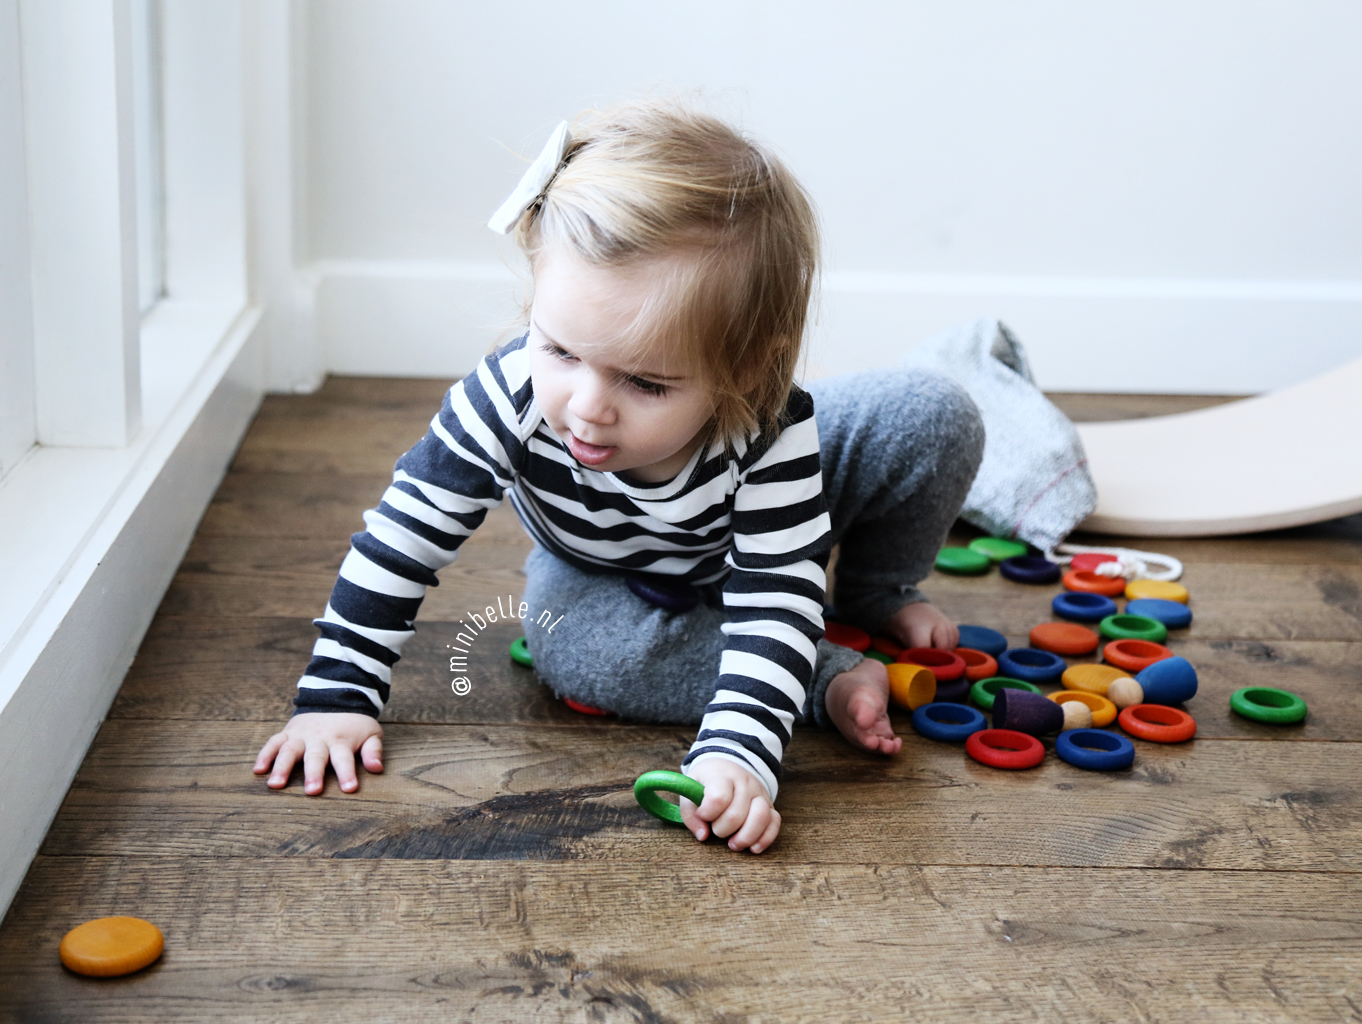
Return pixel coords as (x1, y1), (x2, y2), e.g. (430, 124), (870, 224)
(567, 374), (617, 426)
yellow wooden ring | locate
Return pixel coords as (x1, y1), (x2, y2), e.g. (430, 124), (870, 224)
(1048, 689), (1117, 727)
(1061, 663), (1131, 696)
(886, 663), (936, 710)
(1124, 579), (1189, 604)
(60, 917), (164, 977)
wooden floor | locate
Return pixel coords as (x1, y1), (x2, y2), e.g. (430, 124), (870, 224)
(1, 380), (1360, 1023)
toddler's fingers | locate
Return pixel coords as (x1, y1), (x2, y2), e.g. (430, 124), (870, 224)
(695, 776), (735, 826)
(266, 737), (304, 788)
(254, 732), (287, 774)
(360, 734), (384, 773)
(726, 798), (773, 852)
(330, 742), (359, 793)
(751, 809), (782, 854)
(302, 741), (330, 796)
(934, 620), (959, 650)
(709, 791), (753, 841)
(679, 798), (708, 841)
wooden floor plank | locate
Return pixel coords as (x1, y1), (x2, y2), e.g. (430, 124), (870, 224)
(38, 720), (1362, 873)
(156, 533), (1362, 642)
(2, 858), (1357, 1023)
(110, 615), (1362, 742)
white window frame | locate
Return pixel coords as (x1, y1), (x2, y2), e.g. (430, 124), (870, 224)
(0, 0), (308, 918)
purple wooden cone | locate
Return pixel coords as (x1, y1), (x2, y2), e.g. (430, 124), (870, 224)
(992, 688), (1065, 736)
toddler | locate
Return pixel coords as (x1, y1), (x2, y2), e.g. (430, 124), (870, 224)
(254, 101), (984, 855)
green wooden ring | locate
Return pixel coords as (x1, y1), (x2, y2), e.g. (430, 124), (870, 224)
(509, 636), (534, 668)
(634, 770), (706, 824)
(865, 649), (895, 665)
(1098, 614), (1168, 643)
(970, 676), (1042, 711)
(1230, 687), (1307, 724)
(936, 547), (991, 575)
(968, 537), (1029, 562)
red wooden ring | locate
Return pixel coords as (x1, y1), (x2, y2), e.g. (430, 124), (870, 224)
(1062, 570), (1127, 597)
(870, 635), (903, 658)
(824, 622), (871, 652)
(564, 698), (611, 716)
(954, 647), (998, 682)
(898, 647), (966, 681)
(1104, 639), (1173, 672)
(1118, 703), (1196, 743)
(1070, 553), (1119, 573)
(1029, 621), (1100, 656)
(966, 729), (1046, 769)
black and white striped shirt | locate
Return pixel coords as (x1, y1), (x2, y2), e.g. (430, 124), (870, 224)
(295, 335), (831, 802)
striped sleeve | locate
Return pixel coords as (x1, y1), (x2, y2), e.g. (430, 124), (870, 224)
(294, 341), (535, 717)
(679, 389), (831, 803)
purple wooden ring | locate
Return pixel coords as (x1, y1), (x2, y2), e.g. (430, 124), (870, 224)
(626, 575), (699, 612)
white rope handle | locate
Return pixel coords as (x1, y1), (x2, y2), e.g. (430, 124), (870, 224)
(1043, 543), (1184, 582)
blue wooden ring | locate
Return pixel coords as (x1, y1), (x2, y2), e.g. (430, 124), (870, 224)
(1051, 591), (1118, 622)
(997, 648), (1067, 684)
(626, 575), (699, 612)
(1125, 598), (1193, 629)
(1055, 729), (1135, 771)
(999, 556), (1062, 585)
(911, 702), (987, 742)
(956, 625), (1007, 657)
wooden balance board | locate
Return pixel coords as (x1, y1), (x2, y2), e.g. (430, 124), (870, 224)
(1076, 356), (1362, 537)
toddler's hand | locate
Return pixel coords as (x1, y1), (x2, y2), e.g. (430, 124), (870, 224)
(253, 713), (383, 796)
(885, 601), (959, 650)
(678, 759), (780, 855)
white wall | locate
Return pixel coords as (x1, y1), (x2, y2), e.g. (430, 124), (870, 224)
(302, 0), (1362, 392)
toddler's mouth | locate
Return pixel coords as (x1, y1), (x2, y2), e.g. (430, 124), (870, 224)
(568, 433), (618, 466)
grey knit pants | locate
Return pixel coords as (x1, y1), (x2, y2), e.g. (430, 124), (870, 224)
(520, 368), (985, 730)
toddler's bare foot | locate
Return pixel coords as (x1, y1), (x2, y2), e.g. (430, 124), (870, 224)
(825, 658), (902, 755)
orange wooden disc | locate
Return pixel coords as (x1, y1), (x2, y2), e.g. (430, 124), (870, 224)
(1048, 689), (1118, 727)
(60, 916), (164, 977)
(1029, 622), (1100, 656)
(886, 663), (936, 710)
(954, 647), (998, 682)
(1062, 663), (1130, 695)
(1062, 570), (1127, 597)
(1104, 639), (1173, 673)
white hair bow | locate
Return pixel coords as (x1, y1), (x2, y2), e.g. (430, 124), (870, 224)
(487, 121), (573, 235)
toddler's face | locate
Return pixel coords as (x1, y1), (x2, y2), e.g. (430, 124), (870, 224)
(527, 247), (715, 484)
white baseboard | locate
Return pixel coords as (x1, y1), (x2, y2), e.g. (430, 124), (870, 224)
(0, 307), (264, 916)
(312, 260), (1362, 394)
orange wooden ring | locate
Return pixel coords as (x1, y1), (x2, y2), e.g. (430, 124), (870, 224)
(955, 647), (998, 682)
(1048, 689), (1117, 728)
(1062, 570), (1127, 597)
(1029, 621), (1100, 656)
(1118, 703), (1196, 743)
(1104, 639), (1173, 672)
(59, 917), (164, 977)
(824, 622), (870, 652)
(870, 635), (902, 658)
(887, 663), (937, 710)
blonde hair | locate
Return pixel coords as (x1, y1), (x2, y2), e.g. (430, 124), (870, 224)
(515, 101), (819, 444)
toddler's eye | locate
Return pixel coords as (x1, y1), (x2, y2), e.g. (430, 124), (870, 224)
(628, 376), (669, 396)
(544, 341), (576, 362)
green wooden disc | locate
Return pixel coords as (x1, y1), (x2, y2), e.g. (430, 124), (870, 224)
(1098, 614), (1168, 643)
(634, 770), (706, 824)
(969, 676), (1042, 710)
(935, 547), (991, 575)
(1230, 687), (1307, 724)
(509, 636), (534, 668)
(865, 650), (895, 665)
(968, 537), (1029, 562)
